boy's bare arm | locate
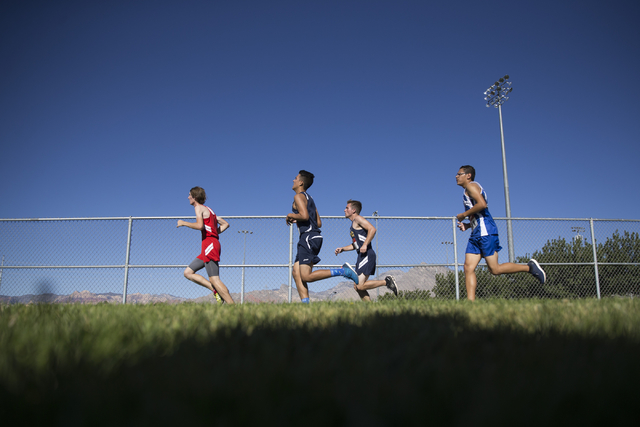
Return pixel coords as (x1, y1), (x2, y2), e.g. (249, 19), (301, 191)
(354, 215), (376, 253)
(177, 206), (205, 230)
(286, 193), (309, 224)
(217, 217), (230, 233)
(456, 183), (486, 222)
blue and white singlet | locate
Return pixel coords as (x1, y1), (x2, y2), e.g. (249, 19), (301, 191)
(293, 191), (321, 235)
(463, 182), (499, 237)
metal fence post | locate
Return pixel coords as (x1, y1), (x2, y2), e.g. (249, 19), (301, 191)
(374, 212), (379, 299)
(590, 218), (601, 299)
(288, 224), (293, 303)
(0, 255), (4, 294)
(452, 218), (460, 301)
(122, 217), (133, 304)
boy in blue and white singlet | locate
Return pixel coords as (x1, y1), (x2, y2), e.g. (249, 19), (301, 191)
(335, 200), (399, 301)
(456, 165), (546, 301)
(285, 171), (359, 303)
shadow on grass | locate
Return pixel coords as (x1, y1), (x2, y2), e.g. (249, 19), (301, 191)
(1, 311), (638, 426)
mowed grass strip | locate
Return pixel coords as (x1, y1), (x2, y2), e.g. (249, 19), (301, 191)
(1, 299), (639, 425)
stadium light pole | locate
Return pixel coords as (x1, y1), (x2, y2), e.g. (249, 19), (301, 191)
(0, 256), (4, 293)
(373, 211), (379, 298)
(571, 226), (586, 242)
(441, 241), (453, 266)
(484, 74), (515, 263)
(238, 230), (253, 304)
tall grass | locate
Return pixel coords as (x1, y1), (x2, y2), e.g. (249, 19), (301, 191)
(1, 299), (639, 425)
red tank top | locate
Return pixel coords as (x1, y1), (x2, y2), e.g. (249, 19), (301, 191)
(197, 206), (221, 263)
(201, 206), (219, 241)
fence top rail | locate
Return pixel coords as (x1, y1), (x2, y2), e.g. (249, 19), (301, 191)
(0, 215), (453, 221)
(1, 216), (639, 222)
(0, 217), (134, 221)
(0, 216), (286, 221)
(491, 217), (640, 222)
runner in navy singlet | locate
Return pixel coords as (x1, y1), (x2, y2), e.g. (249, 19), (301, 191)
(335, 200), (399, 301)
(285, 170), (359, 303)
(456, 166), (546, 301)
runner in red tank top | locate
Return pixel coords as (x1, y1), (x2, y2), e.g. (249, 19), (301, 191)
(197, 205), (221, 263)
(177, 186), (235, 304)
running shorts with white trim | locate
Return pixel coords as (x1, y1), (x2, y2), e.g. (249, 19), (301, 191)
(188, 258), (220, 277)
(354, 250), (376, 276)
(295, 231), (323, 265)
(466, 234), (502, 257)
(197, 236), (221, 263)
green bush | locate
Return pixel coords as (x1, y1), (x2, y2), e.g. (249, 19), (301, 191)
(379, 289), (432, 301)
(433, 230), (640, 299)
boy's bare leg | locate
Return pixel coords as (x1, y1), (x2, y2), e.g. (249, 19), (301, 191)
(292, 261), (309, 300)
(299, 263), (332, 283)
(356, 279), (387, 290)
(463, 253), (482, 301)
(484, 252), (529, 275)
(293, 262), (335, 301)
(184, 267), (214, 292)
(353, 273), (373, 301)
(210, 276), (235, 304)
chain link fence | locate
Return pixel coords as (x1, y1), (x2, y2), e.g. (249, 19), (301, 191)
(1, 216), (639, 304)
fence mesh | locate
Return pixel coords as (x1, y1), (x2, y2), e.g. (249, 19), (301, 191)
(1, 217), (639, 303)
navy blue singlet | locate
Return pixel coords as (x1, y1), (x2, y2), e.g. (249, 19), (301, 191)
(293, 191), (320, 235)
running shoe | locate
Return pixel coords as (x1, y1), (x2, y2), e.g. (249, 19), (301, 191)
(385, 276), (399, 296)
(528, 259), (546, 284)
(214, 291), (224, 304)
(342, 263), (359, 284)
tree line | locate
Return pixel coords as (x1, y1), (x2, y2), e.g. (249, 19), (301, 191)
(426, 230), (640, 299)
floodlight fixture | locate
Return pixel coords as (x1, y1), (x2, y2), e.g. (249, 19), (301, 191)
(571, 226), (586, 242)
(484, 74), (513, 108)
(441, 241), (454, 265)
(483, 74), (515, 262)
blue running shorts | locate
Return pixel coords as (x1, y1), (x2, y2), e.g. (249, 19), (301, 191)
(295, 232), (323, 265)
(466, 234), (502, 257)
(354, 250), (377, 276)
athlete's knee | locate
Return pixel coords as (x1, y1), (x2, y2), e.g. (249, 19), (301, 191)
(183, 268), (194, 279)
(299, 270), (312, 282)
(486, 264), (500, 275)
(485, 257), (501, 275)
(297, 264), (313, 282)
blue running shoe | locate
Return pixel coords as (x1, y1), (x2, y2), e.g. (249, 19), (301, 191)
(342, 263), (359, 284)
(528, 259), (546, 284)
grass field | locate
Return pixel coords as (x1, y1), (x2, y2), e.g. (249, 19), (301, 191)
(1, 299), (639, 426)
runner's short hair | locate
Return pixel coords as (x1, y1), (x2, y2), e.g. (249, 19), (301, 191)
(299, 170), (315, 190)
(190, 186), (207, 204)
(347, 199), (362, 214)
(460, 165), (476, 181)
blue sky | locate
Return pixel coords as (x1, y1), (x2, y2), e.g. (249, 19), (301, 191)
(1, 0), (639, 221)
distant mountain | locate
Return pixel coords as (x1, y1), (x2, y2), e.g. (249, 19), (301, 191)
(310, 264), (449, 302)
(0, 265), (449, 304)
(0, 290), (188, 305)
